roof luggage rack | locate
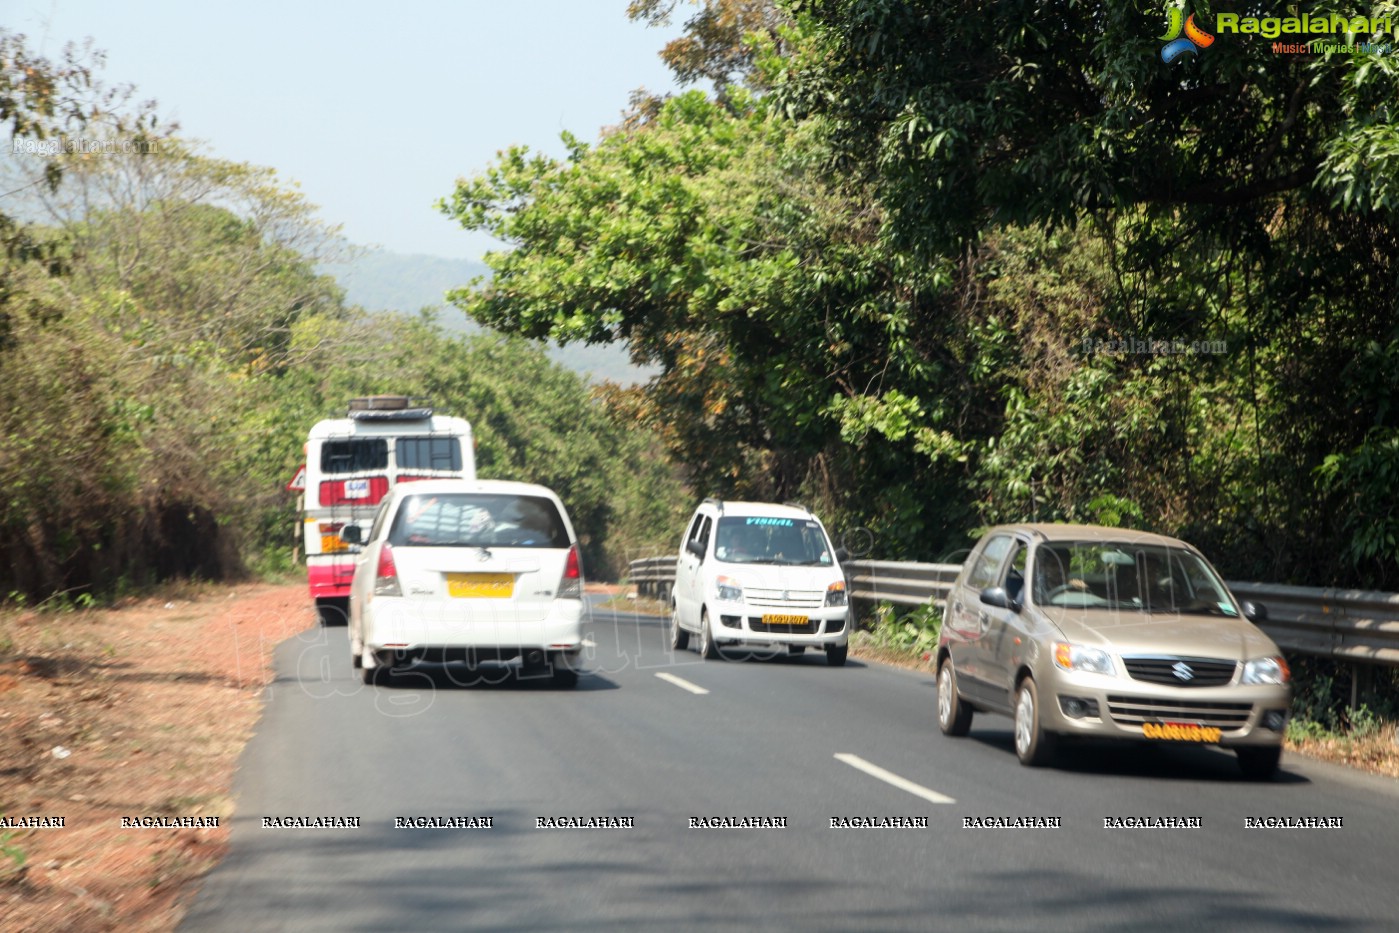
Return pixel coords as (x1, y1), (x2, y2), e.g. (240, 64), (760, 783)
(346, 395), (434, 422)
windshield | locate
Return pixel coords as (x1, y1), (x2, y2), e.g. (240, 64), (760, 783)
(387, 493), (569, 548)
(1031, 541), (1238, 615)
(714, 516), (835, 566)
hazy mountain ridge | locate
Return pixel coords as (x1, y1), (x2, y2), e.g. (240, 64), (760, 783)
(324, 248), (652, 385)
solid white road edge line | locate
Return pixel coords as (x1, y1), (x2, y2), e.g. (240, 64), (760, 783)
(834, 753), (956, 805)
(655, 672), (710, 695)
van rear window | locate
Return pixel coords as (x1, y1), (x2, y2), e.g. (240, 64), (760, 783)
(396, 437), (462, 472)
(321, 439), (388, 474)
(389, 494), (569, 548)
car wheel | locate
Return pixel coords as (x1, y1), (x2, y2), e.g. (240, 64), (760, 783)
(670, 604), (690, 651)
(1013, 677), (1057, 766)
(699, 610), (720, 660)
(550, 652), (580, 688)
(1236, 745), (1282, 780)
(937, 660), (973, 737)
(826, 643), (848, 667)
(316, 596), (348, 627)
(360, 652), (389, 685)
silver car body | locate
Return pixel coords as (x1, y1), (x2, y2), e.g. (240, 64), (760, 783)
(936, 524), (1292, 775)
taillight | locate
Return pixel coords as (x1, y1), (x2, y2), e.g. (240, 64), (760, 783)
(375, 544), (401, 597)
(557, 544), (582, 599)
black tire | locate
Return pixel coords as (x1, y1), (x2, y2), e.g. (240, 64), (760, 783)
(316, 596), (349, 627)
(826, 643), (848, 667)
(937, 660), (973, 736)
(699, 610), (720, 660)
(670, 604), (690, 651)
(1236, 745), (1282, 780)
(1013, 677), (1057, 767)
(360, 652), (389, 685)
(550, 652), (580, 688)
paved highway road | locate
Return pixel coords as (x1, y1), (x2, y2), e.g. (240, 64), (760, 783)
(182, 603), (1399, 931)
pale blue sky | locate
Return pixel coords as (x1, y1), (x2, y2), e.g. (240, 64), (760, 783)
(12, 1), (683, 260)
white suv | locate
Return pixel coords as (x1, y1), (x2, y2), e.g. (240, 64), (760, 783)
(670, 499), (851, 666)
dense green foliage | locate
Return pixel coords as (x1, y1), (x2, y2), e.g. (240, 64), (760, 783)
(0, 31), (685, 601)
(442, 1), (1399, 589)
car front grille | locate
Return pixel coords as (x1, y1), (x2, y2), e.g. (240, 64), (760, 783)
(1121, 656), (1238, 687)
(1106, 696), (1254, 730)
(744, 587), (823, 610)
(747, 618), (818, 634)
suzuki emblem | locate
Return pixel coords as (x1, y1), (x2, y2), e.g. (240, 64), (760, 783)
(1172, 661), (1194, 681)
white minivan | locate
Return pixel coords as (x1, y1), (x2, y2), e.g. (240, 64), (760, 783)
(342, 479), (584, 687)
(670, 499), (851, 665)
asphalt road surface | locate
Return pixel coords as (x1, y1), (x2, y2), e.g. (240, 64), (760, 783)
(182, 601), (1399, 931)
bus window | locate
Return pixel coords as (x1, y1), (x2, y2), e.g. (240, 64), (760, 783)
(320, 439), (387, 474)
(396, 437), (462, 472)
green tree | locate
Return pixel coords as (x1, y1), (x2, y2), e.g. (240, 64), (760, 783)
(439, 88), (989, 553)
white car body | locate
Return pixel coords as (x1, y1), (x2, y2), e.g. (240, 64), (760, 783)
(671, 499), (851, 665)
(345, 479), (585, 686)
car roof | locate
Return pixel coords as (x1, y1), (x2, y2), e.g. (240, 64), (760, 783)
(703, 500), (817, 520)
(388, 478), (562, 502)
(984, 523), (1192, 549)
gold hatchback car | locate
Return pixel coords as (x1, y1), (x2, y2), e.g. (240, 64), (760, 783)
(935, 524), (1292, 778)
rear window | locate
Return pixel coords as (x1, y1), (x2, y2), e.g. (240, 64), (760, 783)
(396, 437), (463, 472)
(321, 439), (388, 474)
(388, 493), (569, 548)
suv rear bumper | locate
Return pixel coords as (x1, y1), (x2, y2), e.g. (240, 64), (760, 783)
(362, 598), (584, 653)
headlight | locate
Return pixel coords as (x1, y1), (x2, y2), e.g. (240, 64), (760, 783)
(1053, 642), (1115, 676)
(715, 575), (743, 602)
(825, 580), (848, 607)
(1242, 656), (1290, 685)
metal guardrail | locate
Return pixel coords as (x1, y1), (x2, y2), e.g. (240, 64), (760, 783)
(1229, 582), (1399, 666)
(844, 560), (961, 608)
(629, 555), (677, 600)
(626, 556), (1399, 668)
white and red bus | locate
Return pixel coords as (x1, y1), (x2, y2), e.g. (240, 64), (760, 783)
(294, 396), (475, 623)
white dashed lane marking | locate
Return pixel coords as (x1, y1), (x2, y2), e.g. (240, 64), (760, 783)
(654, 672), (710, 695)
(834, 753), (956, 805)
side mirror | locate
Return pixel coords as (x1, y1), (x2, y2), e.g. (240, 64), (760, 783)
(980, 586), (1021, 613)
(685, 539), (705, 560)
(340, 524), (364, 546)
(1241, 600), (1268, 623)
(834, 547), (850, 563)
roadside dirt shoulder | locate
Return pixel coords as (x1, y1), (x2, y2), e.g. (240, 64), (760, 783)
(0, 582), (310, 932)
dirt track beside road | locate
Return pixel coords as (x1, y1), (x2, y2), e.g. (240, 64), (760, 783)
(0, 583), (309, 932)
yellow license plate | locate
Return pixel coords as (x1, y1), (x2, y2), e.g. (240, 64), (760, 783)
(321, 534), (348, 553)
(1142, 722), (1222, 743)
(762, 614), (807, 626)
(446, 573), (515, 598)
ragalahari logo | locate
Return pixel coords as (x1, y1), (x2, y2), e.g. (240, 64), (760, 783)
(1160, 4), (1216, 61)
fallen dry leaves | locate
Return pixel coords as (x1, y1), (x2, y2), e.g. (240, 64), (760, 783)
(0, 582), (311, 933)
